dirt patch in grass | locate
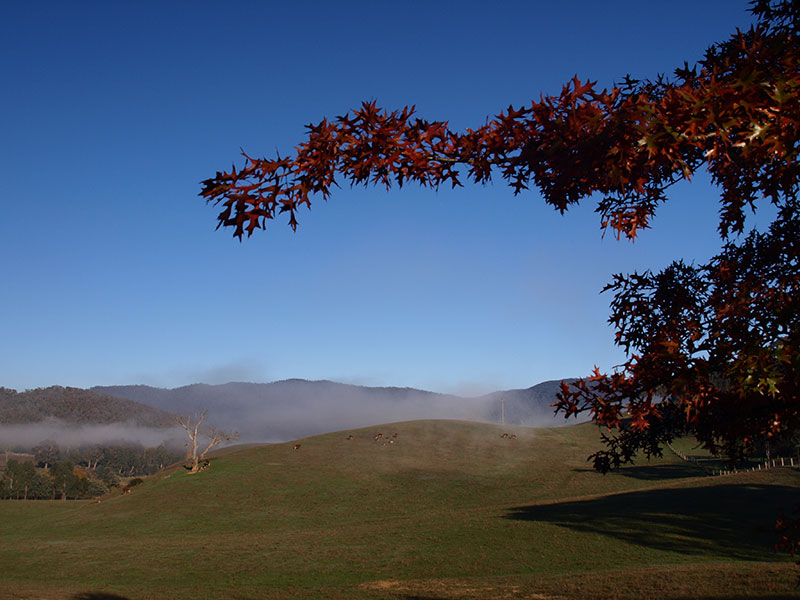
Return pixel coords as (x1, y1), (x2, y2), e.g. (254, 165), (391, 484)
(357, 563), (800, 600)
(359, 577), (553, 599)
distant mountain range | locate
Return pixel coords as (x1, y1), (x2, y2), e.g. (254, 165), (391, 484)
(0, 379), (585, 445)
(91, 379), (585, 442)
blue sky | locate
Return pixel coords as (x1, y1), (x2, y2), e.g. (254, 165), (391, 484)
(1, 1), (763, 394)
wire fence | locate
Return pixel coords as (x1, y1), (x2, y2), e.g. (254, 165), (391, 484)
(666, 442), (797, 477)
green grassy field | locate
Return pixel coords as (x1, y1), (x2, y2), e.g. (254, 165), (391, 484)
(1, 420), (799, 599)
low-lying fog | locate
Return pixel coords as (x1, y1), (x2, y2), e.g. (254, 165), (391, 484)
(90, 380), (580, 444)
(0, 418), (184, 450)
(1, 380), (582, 450)
(224, 391), (493, 443)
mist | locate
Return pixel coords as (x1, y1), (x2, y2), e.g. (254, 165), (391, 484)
(92, 380), (579, 444)
(0, 418), (184, 451)
(222, 388), (493, 443)
(0, 380), (581, 450)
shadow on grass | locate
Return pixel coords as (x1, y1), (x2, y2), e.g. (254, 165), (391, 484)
(618, 463), (707, 480)
(504, 483), (798, 561)
(71, 594), (131, 600)
(573, 463), (708, 481)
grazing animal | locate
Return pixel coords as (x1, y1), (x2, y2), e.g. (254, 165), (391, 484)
(392, 433), (398, 438)
(121, 487), (131, 495)
(346, 435), (354, 440)
(501, 433), (509, 439)
(510, 434), (517, 440)
(374, 433), (383, 441)
(293, 444), (301, 450)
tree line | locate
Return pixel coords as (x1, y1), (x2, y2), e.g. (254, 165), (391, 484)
(0, 459), (105, 500)
(0, 441), (185, 500)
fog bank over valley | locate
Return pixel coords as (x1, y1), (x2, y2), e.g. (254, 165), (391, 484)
(0, 379), (584, 448)
(93, 379), (584, 443)
(0, 418), (184, 450)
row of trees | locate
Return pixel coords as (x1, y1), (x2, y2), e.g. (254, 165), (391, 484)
(29, 441), (184, 479)
(0, 459), (107, 500)
(1, 412), (236, 498)
(0, 414), (232, 498)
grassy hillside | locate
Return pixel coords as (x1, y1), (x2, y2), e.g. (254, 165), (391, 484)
(1, 420), (798, 599)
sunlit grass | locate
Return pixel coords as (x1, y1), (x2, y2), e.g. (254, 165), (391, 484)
(1, 420), (798, 599)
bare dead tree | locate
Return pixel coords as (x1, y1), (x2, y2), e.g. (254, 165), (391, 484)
(176, 411), (238, 474)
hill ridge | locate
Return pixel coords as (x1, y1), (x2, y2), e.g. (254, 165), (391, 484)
(0, 385), (178, 427)
(91, 378), (584, 442)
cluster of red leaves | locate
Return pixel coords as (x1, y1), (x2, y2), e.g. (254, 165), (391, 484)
(201, 104), (460, 237)
(201, 3), (798, 243)
(556, 212), (800, 471)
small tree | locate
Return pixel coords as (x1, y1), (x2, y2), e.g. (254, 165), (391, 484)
(3, 459), (35, 500)
(177, 412), (238, 474)
(32, 440), (61, 470)
(50, 461), (76, 501)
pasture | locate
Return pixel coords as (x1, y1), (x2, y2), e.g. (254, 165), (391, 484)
(1, 420), (798, 599)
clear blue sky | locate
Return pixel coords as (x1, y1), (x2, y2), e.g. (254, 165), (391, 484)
(1, 1), (764, 394)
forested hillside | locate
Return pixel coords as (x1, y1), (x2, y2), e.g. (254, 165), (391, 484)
(0, 386), (177, 426)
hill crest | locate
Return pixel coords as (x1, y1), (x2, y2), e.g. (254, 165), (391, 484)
(0, 386), (177, 427)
